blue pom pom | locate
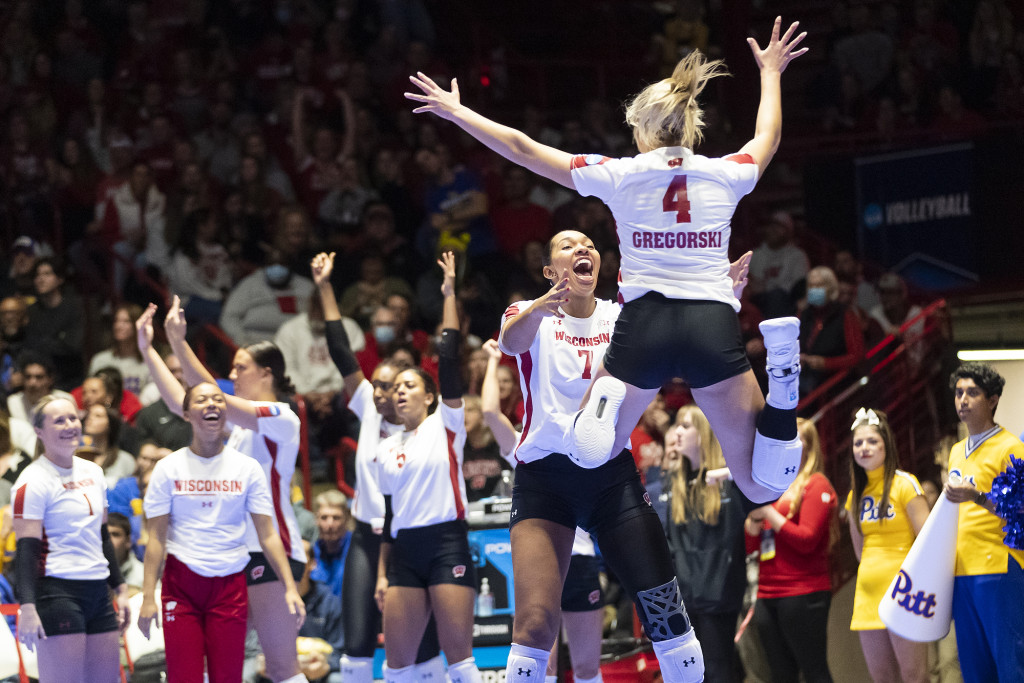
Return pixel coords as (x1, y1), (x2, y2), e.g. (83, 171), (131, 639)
(989, 454), (1024, 550)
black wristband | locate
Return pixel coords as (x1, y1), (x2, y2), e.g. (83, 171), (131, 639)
(101, 524), (126, 589)
(14, 537), (42, 604)
(437, 328), (463, 399)
(976, 490), (988, 506)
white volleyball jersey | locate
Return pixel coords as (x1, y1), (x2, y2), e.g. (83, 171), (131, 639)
(12, 457), (109, 580)
(144, 446), (274, 577)
(226, 402), (306, 564)
(349, 379), (405, 526)
(376, 402), (468, 536)
(570, 147), (759, 311)
(498, 298), (622, 463)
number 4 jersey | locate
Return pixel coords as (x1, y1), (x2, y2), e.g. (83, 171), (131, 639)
(498, 298), (624, 464)
(570, 147), (759, 311)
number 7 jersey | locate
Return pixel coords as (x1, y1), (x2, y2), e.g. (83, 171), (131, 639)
(498, 298), (624, 464)
(570, 146), (759, 311)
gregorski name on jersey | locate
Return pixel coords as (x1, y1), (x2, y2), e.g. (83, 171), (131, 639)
(553, 330), (611, 347)
(173, 479), (244, 494)
(631, 230), (723, 250)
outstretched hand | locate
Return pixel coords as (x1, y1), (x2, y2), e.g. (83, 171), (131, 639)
(136, 303), (158, 352)
(748, 17), (808, 74)
(164, 296), (187, 344)
(438, 250), (457, 298)
(406, 72), (462, 120)
(730, 250), (752, 299)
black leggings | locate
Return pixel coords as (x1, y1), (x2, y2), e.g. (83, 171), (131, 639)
(753, 591), (833, 683)
(595, 507), (688, 640)
(342, 520), (440, 661)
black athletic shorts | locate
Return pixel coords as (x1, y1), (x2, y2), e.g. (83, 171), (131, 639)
(562, 554), (604, 612)
(388, 520), (476, 589)
(36, 576), (119, 636)
(510, 450), (657, 538)
(604, 293), (750, 389)
(245, 552), (306, 586)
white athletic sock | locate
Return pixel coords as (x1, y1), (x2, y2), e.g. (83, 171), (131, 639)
(412, 655), (446, 681)
(760, 317), (800, 410)
(341, 655), (375, 683)
(448, 657), (482, 683)
(574, 674), (603, 683)
(545, 677), (558, 683)
(506, 643), (550, 682)
(383, 663), (416, 683)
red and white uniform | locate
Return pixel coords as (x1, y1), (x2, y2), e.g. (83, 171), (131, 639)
(498, 298), (623, 463)
(348, 379), (404, 527)
(570, 147), (759, 311)
(226, 402), (306, 564)
(376, 403), (467, 536)
(143, 447), (275, 576)
(12, 457), (109, 580)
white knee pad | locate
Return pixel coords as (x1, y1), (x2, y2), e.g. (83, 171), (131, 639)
(412, 655), (446, 681)
(751, 431), (802, 496)
(341, 655), (375, 683)
(505, 643), (550, 682)
(383, 663), (416, 683)
(652, 629), (705, 683)
(448, 657), (482, 683)
(574, 674), (604, 683)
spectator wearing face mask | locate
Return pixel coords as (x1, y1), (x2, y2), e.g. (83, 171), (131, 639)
(798, 266), (864, 397)
(219, 256), (315, 347)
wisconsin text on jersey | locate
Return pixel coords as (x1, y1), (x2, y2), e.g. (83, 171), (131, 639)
(631, 230), (724, 249)
(173, 479), (245, 493)
(553, 330), (611, 347)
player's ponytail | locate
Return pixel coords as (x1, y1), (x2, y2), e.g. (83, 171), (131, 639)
(625, 51), (727, 152)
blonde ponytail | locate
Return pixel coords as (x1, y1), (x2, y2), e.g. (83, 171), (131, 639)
(625, 51), (727, 152)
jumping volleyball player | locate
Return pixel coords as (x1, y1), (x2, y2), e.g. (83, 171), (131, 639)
(406, 18), (809, 513)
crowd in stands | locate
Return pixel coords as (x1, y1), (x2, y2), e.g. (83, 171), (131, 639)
(0, 0), (1015, 681)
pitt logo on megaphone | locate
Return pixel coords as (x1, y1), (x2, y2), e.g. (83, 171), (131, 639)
(860, 495), (895, 523)
(889, 569), (938, 618)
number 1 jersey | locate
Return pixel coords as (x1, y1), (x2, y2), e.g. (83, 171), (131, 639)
(498, 298), (622, 464)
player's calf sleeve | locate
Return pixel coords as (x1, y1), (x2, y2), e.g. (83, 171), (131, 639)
(651, 629), (705, 683)
(341, 655), (375, 683)
(448, 657), (483, 683)
(506, 643), (550, 682)
(412, 654), (446, 681)
(383, 663), (416, 683)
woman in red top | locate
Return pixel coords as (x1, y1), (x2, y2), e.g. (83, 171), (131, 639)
(744, 418), (838, 683)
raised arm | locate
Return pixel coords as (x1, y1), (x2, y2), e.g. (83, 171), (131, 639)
(291, 87), (311, 164)
(336, 89), (357, 162)
(406, 73), (576, 189)
(136, 303), (186, 417)
(437, 251), (462, 410)
(312, 252), (365, 399)
(480, 339), (518, 460)
(163, 296), (267, 431)
(737, 17), (808, 177)
(498, 276), (569, 355)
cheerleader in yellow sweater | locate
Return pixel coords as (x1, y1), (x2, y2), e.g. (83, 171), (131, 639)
(846, 409), (930, 683)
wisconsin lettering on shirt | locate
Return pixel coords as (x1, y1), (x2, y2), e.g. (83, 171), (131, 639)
(173, 479), (244, 494)
(62, 478), (96, 490)
(553, 330), (611, 347)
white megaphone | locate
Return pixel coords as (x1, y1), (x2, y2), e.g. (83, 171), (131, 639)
(878, 487), (960, 641)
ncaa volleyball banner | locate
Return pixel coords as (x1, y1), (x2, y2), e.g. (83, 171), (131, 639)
(855, 143), (977, 290)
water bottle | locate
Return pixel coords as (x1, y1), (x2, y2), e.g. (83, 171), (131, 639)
(476, 578), (494, 617)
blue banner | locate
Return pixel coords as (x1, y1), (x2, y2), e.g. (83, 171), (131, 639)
(855, 143), (978, 290)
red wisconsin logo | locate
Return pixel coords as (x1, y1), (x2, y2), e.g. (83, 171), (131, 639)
(396, 452), (406, 469)
(251, 566), (265, 580)
(452, 565), (466, 578)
